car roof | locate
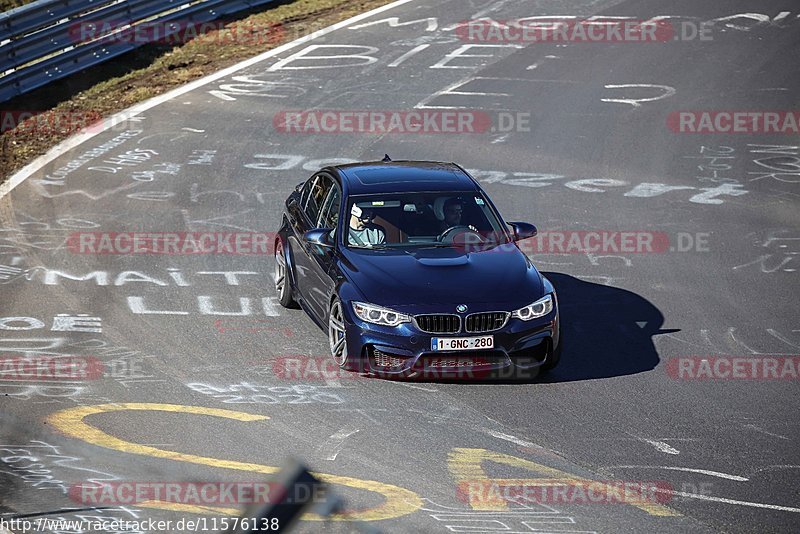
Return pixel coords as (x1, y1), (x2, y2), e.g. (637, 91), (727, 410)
(331, 160), (479, 195)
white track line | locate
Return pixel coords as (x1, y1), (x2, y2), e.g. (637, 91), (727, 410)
(322, 426), (360, 460)
(642, 438), (681, 455)
(0, 0), (418, 200)
(609, 465), (749, 482)
(664, 488), (800, 514)
(479, 427), (542, 449)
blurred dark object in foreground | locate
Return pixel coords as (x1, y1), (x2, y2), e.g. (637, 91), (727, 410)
(225, 459), (341, 533)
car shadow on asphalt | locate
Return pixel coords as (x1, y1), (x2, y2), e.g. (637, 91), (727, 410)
(540, 272), (677, 383)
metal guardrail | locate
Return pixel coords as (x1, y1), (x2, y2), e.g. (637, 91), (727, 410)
(0, 0), (277, 103)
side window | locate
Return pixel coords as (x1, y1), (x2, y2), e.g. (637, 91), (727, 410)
(299, 179), (314, 208)
(317, 185), (341, 230)
(303, 174), (331, 224)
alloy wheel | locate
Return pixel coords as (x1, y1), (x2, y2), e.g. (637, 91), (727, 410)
(328, 300), (348, 367)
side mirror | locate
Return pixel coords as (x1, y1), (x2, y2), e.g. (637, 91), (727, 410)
(304, 228), (335, 248)
(295, 181), (306, 192)
(508, 222), (538, 242)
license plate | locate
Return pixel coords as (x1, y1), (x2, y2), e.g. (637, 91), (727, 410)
(431, 335), (494, 351)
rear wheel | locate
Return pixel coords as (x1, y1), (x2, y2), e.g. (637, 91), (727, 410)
(275, 240), (295, 308)
(328, 298), (349, 369)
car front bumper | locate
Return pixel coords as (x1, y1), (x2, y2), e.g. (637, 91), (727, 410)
(341, 301), (560, 379)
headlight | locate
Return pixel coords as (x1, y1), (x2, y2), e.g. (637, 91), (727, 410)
(512, 294), (553, 321)
(352, 302), (411, 327)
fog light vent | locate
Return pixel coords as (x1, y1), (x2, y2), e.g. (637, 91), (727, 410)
(371, 348), (406, 369)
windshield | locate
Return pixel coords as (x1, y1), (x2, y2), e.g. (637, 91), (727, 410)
(345, 191), (511, 250)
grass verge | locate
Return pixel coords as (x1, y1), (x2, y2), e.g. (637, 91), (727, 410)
(0, 0), (392, 186)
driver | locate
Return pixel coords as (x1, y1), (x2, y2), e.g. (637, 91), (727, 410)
(348, 204), (386, 246)
(439, 198), (477, 233)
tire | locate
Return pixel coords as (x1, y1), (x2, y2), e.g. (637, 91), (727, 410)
(274, 240), (295, 308)
(328, 298), (349, 369)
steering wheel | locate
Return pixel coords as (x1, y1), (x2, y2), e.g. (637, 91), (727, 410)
(437, 225), (485, 244)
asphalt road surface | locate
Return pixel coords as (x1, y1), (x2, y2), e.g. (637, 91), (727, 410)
(1, 1), (798, 533)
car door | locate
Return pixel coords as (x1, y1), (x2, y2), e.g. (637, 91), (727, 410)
(289, 173), (333, 321)
(305, 181), (342, 321)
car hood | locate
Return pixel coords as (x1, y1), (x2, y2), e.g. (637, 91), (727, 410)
(339, 245), (544, 309)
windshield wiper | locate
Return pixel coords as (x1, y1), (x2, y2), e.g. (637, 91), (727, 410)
(350, 244), (390, 250)
(415, 243), (453, 249)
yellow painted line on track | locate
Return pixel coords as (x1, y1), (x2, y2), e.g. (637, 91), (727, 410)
(448, 448), (681, 517)
(48, 403), (422, 521)
(139, 502), (240, 516)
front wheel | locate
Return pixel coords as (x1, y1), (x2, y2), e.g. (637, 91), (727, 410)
(541, 338), (562, 372)
(275, 240), (295, 308)
(328, 298), (349, 369)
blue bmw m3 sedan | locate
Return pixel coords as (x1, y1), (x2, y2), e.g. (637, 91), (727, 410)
(275, 159), (560, 379)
